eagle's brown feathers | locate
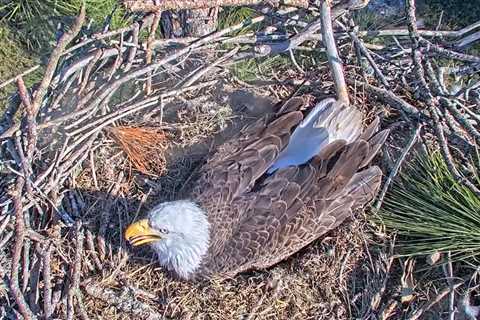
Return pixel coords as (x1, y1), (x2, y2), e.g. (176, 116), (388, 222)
(190, 97), (389, 279)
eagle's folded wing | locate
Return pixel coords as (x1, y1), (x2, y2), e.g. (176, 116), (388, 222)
(202, 121), (388, 278)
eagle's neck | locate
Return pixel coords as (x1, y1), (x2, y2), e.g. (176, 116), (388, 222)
(149, 200), (210, 280)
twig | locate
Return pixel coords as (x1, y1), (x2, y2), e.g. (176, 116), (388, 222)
(97, 172), (124, 260)
(85, 229), (103, 271)
(31, 5), (86, 116)
(349, 31), (390, 88)
(65, 21), (144, 55)
(246, 278), (282, 320)
(422, 39), (480, 63)
(78, 49), (104, 94)
(26, 247), (41, 315)
(82, 280), (163, 319)
(320, 0), (349, 105)
(75, 291), (90, 320)
(366, 238), (396, 316)
(442, 251), (456, 320)
(21, 236), (31, 293)
(0, 65), (41, 90)
(354, 19), (480, 39)
(42, 243), (54, 319)
(374, 123), (422, 210)
(440, 98), (480, 143)
(406, 0), (480, 197)
(146, 13), (161, 95)
(9, 181), (34, 319)
(350, 80), (420, 117)
(123, 0), (309, 12)
(67, 221), (84, 320)
(408, 282), (463, 320)
(183, 47), (239, 87)
(66, 80), (217, 138)
(455, 30), (480, 48)
(124, 22), (140, 72)
(0, 231), (13, 249)
(89, 150), (99, 190)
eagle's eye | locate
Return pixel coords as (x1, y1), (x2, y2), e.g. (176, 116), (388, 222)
(159, 228), (169, 234)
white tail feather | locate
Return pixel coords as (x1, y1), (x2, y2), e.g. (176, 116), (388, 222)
(269, 99), (363, 173)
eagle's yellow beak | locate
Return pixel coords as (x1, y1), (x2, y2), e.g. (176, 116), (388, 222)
(124, 219), (162, 246)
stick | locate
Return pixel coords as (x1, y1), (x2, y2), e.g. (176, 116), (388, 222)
(82, 280), (164, 319)
(42, 243), (54, 319)
(146, 13), (161, 95)
(124, 22), (140, 72)
(67, 221), (84, 320)
(97, 172), (124, 260)
(27, 248), (41, 314)
(374, 123), (422, 210)
(442, 251), (456, 320)
(183, 47), (239, 87)
(349, 31), (390, 88)
(86, 230), (103, 271)
(0, 65), (41, 90)
(406, 0), (480, 197)
(408, 282), (463, 320)
(320, 0), (349, 105)
(9, 180), (34, 319)
(123, 0), (309, 12)
(31, 5), (86, 116)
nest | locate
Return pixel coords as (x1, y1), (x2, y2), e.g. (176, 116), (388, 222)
(1, 1), (480, 320)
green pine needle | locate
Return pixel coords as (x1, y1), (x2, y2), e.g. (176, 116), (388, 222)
(0, 0), (130, 52)
(378, 151), (480, 262)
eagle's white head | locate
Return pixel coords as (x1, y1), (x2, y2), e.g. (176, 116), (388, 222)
(125, 200), (210, 279)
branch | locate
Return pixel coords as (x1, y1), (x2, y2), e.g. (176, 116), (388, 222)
(349, 31), (390, 88)
(31, 4), (86, 116)
(320, 0), (349, 104)
(122, 0), (309, 12)
(42, 243), (53, 319)
(67, 221), (84, 320)
(409, 282), (463, 320)
(145, 13), (161, 95)
(374, 123), (422, 210)
(9, 180), (34, 320)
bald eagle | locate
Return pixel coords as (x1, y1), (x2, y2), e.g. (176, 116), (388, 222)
(125, 97), (389, 280)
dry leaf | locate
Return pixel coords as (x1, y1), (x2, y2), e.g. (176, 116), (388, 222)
(400, 258), (416, 304)
(426, 252), (442, 265)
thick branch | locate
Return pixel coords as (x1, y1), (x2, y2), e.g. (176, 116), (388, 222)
(122, 0), (308, 12)
(9, 179), (34, 319)
(320, 0), (349, 104)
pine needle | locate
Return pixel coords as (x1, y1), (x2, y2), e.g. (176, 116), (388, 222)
(108, 126), (170, 176)
(377, 151), (480, 262)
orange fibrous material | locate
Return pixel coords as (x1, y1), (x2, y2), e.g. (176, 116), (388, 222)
(109, 126), (170, 176)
